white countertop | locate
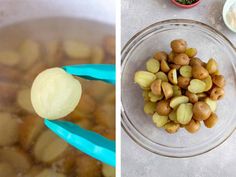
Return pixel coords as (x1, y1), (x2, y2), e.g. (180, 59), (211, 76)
(121, 0), (236, 177)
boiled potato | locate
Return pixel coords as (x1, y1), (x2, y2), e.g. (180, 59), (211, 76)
(31, 67), (82, 120)
(193, 101), (211, 121)
(170, 39), (187, 53)
(134, 71), (156, 89)
(170, 96), (189, 109)
(185, 119), (200, 133)
(164, 122), (180, 134)
(153, 51), (168, 61)
(152, 112), (169, 127)
(180, 65), (192, 78)
(146, 58), (160, 73)
(192, 65), (209, 80)
(156, 100), (171, 116)
(188, 79), (206, 94)
(176, 103), (193, 125)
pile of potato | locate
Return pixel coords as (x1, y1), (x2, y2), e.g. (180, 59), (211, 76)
(134, 39), (225, 134)
(0, 36), (115, 177)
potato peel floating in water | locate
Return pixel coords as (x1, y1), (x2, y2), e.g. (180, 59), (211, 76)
(31, 67), (82, 120)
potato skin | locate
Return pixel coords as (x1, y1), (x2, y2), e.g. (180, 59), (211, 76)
(193, 101), (211, 121)
(177, 76), (190, 89)
(212, 75), (225, 88)
(204, 113), (218, 128)
(192, 65), (209, 80)
(171, 39), (187, 53)
(154, 51), (168, 61)
(210, 87), (224, 100)
(185, 119), (200, 133)
(156, 100), (172, 116)
(190, 58), (205, 67)
(185, 91), (198, 103)
(173, 53), (190, 65)
(151, 79), (162, 96)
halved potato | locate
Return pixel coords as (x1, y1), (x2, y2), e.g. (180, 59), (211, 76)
(188, 79), (206, 94)
(170, 96), (189, 109)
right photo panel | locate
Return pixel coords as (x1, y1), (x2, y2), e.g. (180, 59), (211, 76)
(121, 1), (235, 177)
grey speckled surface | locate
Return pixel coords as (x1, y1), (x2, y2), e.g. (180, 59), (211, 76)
(121, 0), (236, 177)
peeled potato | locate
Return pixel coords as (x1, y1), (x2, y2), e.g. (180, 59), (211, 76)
(102, 164), (115, 177)
(76, 155), (102, 177)
(0, 112), (19, 146)
(19, 115), (45, 150)
(35, 169), (66, 177)
(0, 162), (16, 177)
(0, 50), (20, 66)
(0, 147), (31, 173)
(17, 88), (35, 113)
(31, 67), (82, 120)
(33, 130), (69, 163)
(19, 39), (40, 70)
(63, 40), (91, 59)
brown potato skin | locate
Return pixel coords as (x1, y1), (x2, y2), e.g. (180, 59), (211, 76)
(169, 64), (181, 70)
(185, 91), (198, 103)
(170, 39), (187, 53)
(160, 59), (170, 73)
(156, 100), (172, 116)
(212, 75), (225, 88)
(192, 65), (209, 80)
(190, 58), (205, 67)
(165, 122), (180, 134)
(173, 53), (190, 65)
(185, 119), (200, 133)
(193, 101), (211, 121)
(154, 51), (168, 61)
(210, 87), (224, 100)
(204, 113), (218, 128)
(177, 76), (190, 89)
(206, 59), (218, 74)
(151, 79), (162, 96)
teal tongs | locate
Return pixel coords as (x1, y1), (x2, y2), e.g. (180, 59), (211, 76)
(44, 64), (115, 167)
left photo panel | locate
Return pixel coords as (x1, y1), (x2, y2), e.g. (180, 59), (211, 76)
(0, 0), (116, 177)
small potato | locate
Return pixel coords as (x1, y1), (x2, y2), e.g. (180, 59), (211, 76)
(173, 53), (190, 65)
(212, 75), (225, 88)
(210, 87), (224, 100)
(91, 46), (105, 63)
(161, 82), (173, 99)
(188, 79), (206, 94)
(193, 101), (211, 121)
(192, 65), (209, 80)
(134, 71), (156, 89)
(168, 110), (178, 123)
(152, 112), (169, 127)
(204, 113), (218, 128)
(156, 100), (171, 116)
(148, 92), (163, 102)
(160, 59), (170, 73)
(144, 102), (156, 115)
(172, 85), (182, 97)
(151, 79), (162, 96)
(168, 69), (178, 85)
(170, 96), (189, 109)
(156, 71), (168, 82)
(202, 76), (213, 91)
(170, 39), (187, 53)
(185, 119), (201, 133)
(178, 76), (190, 89)
(204, 97), (217, 112)
(63, 40), (91, 59)
(185, 91), (198, 104)
(164, 122), (180, 134)
(76, 155), (102, 177)
(185, 48), (197, 58)
(0, 50), (20, 66)
(153, 51), (168, 61)
(168, 51), (175, 63)
(176, 103), (193, 125)
(190, 57), (205, 66)
(180, 65), (192, 78)
(146, 58), (160, 73)
(169, 64), (181, 70)
(19, 39), (40, 70)
(142, 91), (149, 101)
(206, 58), (218, 74)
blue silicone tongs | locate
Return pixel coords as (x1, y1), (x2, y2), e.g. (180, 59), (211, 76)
(44, 64), (115, 167)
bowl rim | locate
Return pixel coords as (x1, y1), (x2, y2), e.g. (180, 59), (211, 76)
(222, 0), (236, 33)
(121, 19), (236, 158)
(171, 0), (201, 8)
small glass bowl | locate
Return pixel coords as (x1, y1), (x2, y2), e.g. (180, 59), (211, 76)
(121, 19), (236, 158)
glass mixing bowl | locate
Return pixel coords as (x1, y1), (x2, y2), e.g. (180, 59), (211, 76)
(121, 19), (236, 158)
